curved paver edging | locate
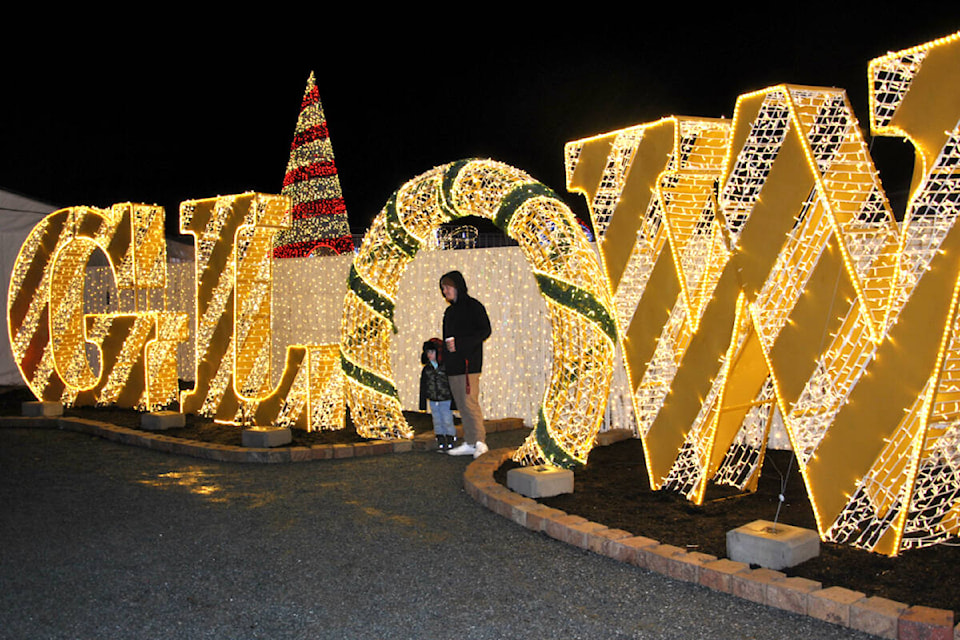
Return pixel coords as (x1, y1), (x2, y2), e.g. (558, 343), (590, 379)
(0, 415), (525, 464)
(466, 448), (958, 640)
(0, 415), (414, 462)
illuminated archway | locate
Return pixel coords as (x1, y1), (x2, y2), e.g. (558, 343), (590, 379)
(340, 159), (616, 467)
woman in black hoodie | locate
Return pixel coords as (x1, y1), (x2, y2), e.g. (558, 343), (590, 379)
(439, 270), (491, 458)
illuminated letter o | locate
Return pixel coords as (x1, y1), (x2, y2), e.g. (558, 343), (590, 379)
(340, 159), (617, 468)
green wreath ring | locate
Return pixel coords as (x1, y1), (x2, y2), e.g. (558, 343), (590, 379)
(339, 159), (617, 468)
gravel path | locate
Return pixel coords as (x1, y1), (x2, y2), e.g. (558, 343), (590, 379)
(0, 428), (877, 639)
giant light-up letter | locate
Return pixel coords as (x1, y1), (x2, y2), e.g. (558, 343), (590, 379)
(179, 192), (345, 430)
(566, 32), (960, 555)
(7, 203), (187, 409)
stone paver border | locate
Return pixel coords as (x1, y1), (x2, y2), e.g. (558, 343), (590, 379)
(0, 415), (524, 464)
(466, 448), (959, 640)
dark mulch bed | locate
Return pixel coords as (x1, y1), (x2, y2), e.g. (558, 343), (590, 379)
(495, 438), (960, 616)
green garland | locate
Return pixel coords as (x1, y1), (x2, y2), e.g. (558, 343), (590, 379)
(437, 159), (558, 231)
(493, 182), (559, 231)
(439, 158), (477, 219)
(383, 193), (420, 258)
(340, 353), (399, 400)
(534, 409), (581, 469)
(533, 272), (618, 343)
(347, 264), (396, 333)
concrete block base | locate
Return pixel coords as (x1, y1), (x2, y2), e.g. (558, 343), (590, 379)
(22, 401), (63, 417)
(242, 427), (292, 448)
(727, 519), (819, 570)
(507, 465), (574, 498)
(141, 411), (185, 431)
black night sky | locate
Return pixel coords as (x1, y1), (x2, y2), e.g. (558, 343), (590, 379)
(2, 14), (957, 236)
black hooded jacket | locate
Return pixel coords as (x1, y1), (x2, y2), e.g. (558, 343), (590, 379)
(440, 270), (491, 376)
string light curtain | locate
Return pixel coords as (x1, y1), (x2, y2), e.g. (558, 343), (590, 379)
(87, 245), (636, 433)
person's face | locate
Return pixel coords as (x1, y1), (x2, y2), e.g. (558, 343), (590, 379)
(426, 350), (437, 362)
(441, 283), (457, 303)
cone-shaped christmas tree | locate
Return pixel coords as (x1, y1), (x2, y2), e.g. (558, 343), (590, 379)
(273, 72), (353, 257)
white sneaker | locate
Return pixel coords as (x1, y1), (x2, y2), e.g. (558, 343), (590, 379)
(472, 441), (489, 459)
(448, 442), (476, 456)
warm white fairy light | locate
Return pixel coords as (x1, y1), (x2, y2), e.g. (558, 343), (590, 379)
(386, 245), (553, 429)
(506, 193), (616, 466)
(751, 188), (830, 351)
(566, 117), (731, 449)
(274, 72), (353, 257)
(178, 192), (350, 431)
(612, 229), (659, 331)
(7, 203), (186, 410)
(341, 158), (615, 462)
(7, 31), (960, 558)
(589, 126), (645, 239)
(713, 378), (776, 491)
(562, 31), (960, 555)
(633, 300), (687, 436)
(661, 294), (751, 502)
(180, 194), (283, 420)
(251, 342), (346, 431)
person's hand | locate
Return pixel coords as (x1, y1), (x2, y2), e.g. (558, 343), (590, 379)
(445, 337), (456, 352)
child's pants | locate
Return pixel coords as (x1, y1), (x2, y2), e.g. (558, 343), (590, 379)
(429, 399), (455, 436)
